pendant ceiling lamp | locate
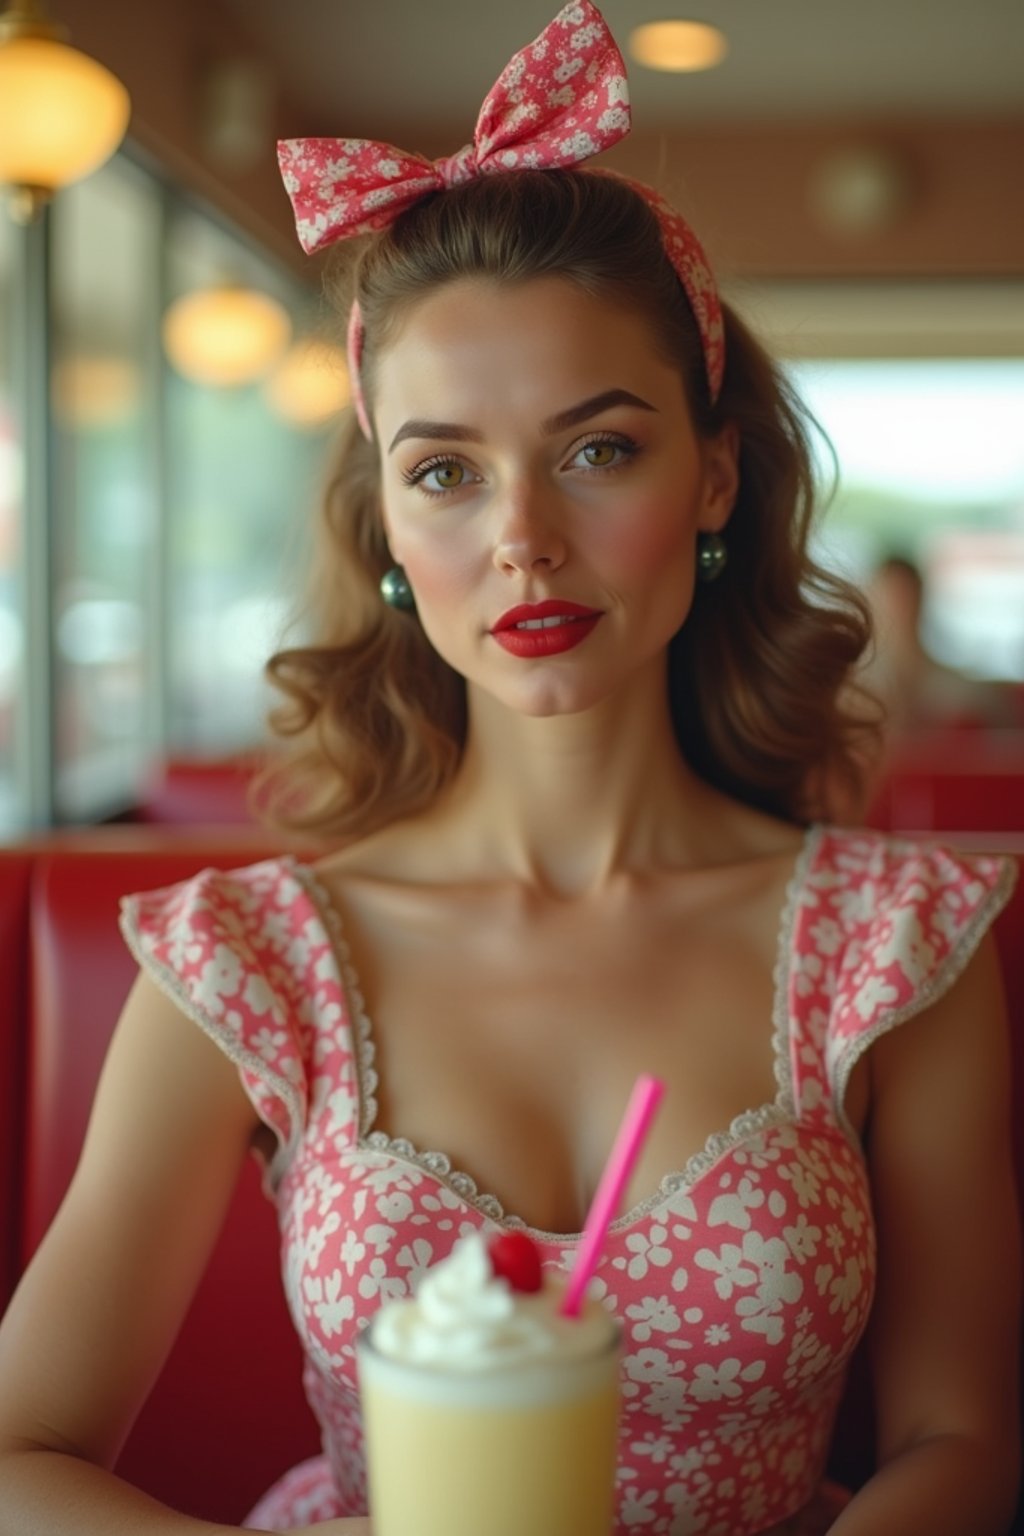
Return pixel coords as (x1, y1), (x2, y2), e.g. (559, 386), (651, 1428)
(0, 0), (131, 222)
(162, 284), (292, 388)
(265, 338), (350, 427)
(628, 20), (727, 73)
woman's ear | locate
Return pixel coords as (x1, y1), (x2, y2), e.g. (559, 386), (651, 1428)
(698, 420), (740, 533)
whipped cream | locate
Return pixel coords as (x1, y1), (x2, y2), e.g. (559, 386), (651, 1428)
(369, 1233), (615, 1372)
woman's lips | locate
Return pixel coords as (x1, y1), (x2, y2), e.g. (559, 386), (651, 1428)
(490, 600), (603, 658)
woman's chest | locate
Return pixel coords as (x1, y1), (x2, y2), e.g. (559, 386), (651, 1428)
(319, 867), (800, 1235)
(286, 1118), (876, 1448)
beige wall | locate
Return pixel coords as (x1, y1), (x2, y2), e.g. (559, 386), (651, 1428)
(54, 0), (1024, 284)
(605, 122), (1024, 281)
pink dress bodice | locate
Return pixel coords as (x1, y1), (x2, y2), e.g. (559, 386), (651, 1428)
(120, 825), (1015, 1535)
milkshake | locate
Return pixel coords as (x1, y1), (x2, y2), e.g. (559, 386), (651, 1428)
(357, 1230), (621, 1536)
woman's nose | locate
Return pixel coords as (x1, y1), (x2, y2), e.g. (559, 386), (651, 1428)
(491, 484), (567, 575)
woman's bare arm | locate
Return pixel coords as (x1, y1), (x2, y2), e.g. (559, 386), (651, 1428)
(0, 970), (265, 1534)
(829, 932), (1022, 1534)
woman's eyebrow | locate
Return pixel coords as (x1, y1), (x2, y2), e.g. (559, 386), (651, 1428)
(387, 388), (657, 454)
(388, 419), (485, 452)
(541, 388), (658, 435)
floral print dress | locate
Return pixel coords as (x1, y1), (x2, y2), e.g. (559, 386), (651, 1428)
(120, 826), (1014, 1535)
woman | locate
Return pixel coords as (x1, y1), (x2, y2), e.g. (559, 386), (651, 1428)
(0, 5), (1019, 1533)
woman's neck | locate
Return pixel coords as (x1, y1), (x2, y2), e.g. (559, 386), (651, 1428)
(426, 665), (735, 897)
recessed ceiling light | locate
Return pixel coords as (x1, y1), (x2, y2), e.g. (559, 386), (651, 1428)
(629, 19), (728, 73)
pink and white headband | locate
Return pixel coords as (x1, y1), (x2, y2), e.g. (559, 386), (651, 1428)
(278, 0), (725, 439)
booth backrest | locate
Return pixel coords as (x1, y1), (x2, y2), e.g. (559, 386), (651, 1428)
(0, 854), (31, 1313)
(867, 734), (1024, 835)
(132, 757), (262, 825)
(8, 834), (320, 1524)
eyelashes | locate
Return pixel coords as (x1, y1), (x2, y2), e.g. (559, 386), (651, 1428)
(400, 432), (641, 499)
(572, 432), (638, 471)
(400, 454), (473, 495)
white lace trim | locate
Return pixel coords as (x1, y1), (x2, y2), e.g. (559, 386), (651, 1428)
(286, 861), (379, 1135)
(286, 827), (820, 1241)
(286, 862), (513, 1227)
(118, 885), (304, 1196)
(831, 849), (1018, 1139)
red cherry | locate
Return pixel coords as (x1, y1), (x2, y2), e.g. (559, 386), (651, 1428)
(487, 1231), (543, 1293)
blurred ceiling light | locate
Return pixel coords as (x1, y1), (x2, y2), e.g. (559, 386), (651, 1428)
(51, 355), (141, 429)
(808, 145), (914, 237)
(162, 285), (292, 388)
(265, 338), (350, 427)
(0, 0), (130, 223)
(629, 19), (728, 72)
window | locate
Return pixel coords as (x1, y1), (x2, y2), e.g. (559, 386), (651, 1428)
(0, 213), (22, 830)
(1, 150), (345, 831)
(791, 358), (1024, 682)
(49, 158), (160, 819)
(733, 281), (1024, 684)
(163, 206), (333, 755)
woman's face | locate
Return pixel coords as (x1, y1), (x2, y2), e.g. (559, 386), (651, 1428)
(373, 275), (737, 720)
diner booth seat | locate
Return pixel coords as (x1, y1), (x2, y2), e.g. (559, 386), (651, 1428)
(1, 828), (1022, 1524)
(9, 832), (320, 1524)
(867, 732), (1024, 835)
(0, 853), (32, 1314)
(132, 756), (261, 825)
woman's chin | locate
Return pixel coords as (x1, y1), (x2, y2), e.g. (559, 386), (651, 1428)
(469, 675), (626, 722)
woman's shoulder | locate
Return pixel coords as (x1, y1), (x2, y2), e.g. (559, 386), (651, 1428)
(308, 813), (449, 882)
(118, 853), (353, 1000)
(801, 824), (1016, 1052)
(809, 823), (1016, 906)
(304, 811), (513, 919)
(120, 853), (304, 938)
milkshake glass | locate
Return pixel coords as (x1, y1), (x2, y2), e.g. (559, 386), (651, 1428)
(357, 1232), (620, 1536)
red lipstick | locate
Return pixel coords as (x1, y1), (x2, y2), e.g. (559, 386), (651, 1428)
(490, 599), (603, 658)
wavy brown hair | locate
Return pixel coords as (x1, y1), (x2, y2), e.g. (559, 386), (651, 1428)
(258, 169), (879, 837)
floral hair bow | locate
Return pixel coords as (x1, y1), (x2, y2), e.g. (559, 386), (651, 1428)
(278, 0), (724, 437)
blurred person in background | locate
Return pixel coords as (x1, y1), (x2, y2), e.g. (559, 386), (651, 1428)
(864, 553), (1021, 739)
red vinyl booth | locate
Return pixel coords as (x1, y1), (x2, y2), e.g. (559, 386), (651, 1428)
(1, 828), (1022, 1523)
(0, 853), (31, 1313)
(3, 833), (320, 1524)
(867, 733), (1024, 835)
(132, 757), (261, 826)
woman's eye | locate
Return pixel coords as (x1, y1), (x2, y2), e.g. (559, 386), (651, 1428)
(570, 435), (637, 472)
(428, 462), (465, 490)
(402, 457), (471, 494)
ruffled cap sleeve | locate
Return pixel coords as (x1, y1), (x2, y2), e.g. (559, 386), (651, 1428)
(119, 858), (331, 1189)
(824, 834), (1017, 1112)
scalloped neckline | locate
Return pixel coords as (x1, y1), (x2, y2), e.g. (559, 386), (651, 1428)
(286, 824), (821, 1243)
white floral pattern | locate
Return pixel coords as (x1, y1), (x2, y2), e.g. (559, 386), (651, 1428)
(277, 2), (630, 248)
(119, 827), (1015, 1535)
(276, 0), (725, 441)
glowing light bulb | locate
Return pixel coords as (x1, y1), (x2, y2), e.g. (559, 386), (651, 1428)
(265, 339), (350, 427)
(629, 20), (728, 73)
(0, 13), (130, 218)
(162, 286), (292, 388)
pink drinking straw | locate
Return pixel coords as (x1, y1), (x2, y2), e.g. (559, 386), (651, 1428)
(560, 1073), (666, 1318)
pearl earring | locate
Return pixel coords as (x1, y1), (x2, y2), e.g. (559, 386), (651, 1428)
(696, 532), (728, 583)
(379, 565), (416, 611)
